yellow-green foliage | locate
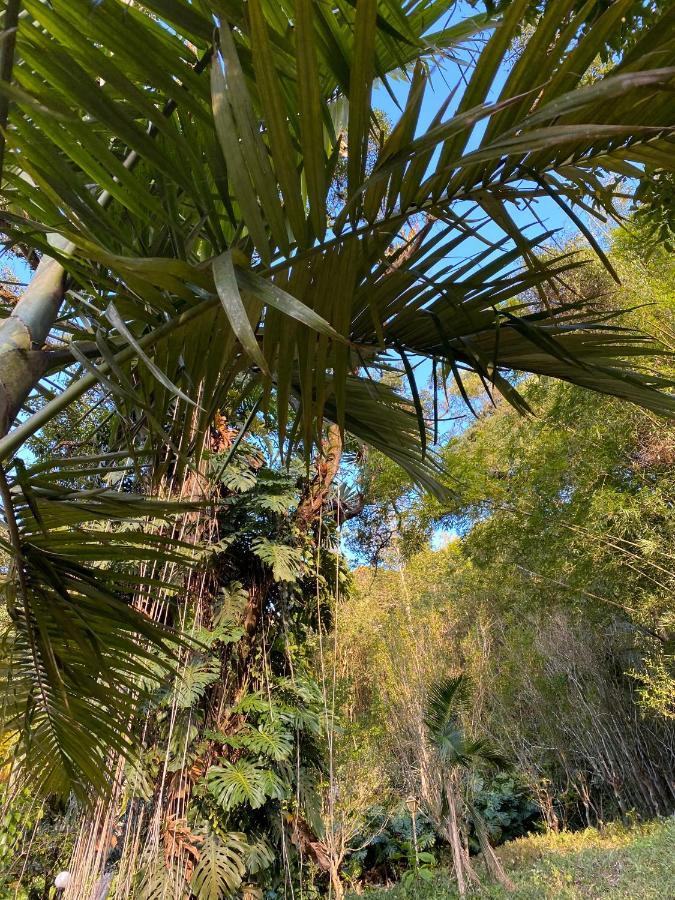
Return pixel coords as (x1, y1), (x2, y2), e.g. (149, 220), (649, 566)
(494, 818), (675, 898)
(351, 818), (675, 899)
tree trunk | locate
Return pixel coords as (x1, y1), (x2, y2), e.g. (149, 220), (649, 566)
(469, 803), (514, 891)
(0, 253), (66, 434)
(296, 423), (343, 527)
(92, 871), (113, 900)
(329, 861), (344, 900)
(446, 786), (467, 897)
(443, 772), (479, 897)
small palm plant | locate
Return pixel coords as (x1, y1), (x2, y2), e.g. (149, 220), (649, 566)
(424, 675), (513, 895)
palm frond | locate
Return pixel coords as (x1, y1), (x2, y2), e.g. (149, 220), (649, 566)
(0, 0), (673, 490)
(0, 0), (673, 799)
(424, 675), (505, 769)
(0, 457), (197, 799)
(424, 675), (470, 740)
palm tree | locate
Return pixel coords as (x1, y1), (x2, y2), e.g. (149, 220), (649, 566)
(0, 0), (674, 797)
(424, 675), (512, 895)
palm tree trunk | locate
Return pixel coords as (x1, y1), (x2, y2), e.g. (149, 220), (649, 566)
(446, 785), (467, 897)
(0, 253), (66, 434)
(0, 0), (69, 438)
(470, 803), (514, 890)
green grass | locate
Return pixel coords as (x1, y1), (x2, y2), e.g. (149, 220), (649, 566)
(349, 818), (675, 899)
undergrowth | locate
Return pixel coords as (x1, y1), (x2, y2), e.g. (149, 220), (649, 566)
(349, 817), (675, 899)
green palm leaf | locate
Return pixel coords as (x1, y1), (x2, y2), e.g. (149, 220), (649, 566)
(1, 0), (673, 481)
(0, 457), (197, 798)
(425, 675), (507, 769)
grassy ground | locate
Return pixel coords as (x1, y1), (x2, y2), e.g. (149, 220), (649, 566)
(348, 817), (675, 899)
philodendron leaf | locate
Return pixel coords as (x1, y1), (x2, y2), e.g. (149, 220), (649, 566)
(190, 829), (248, 900)
(207, 759), (284, 810)
(251, 537), (304, 583)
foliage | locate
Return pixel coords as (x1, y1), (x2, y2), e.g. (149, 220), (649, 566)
(0, 462), (193, 799)
(471, 774), (541, 848)
(632, 171), (675, 253)
(417, 240), (675, 757)
(425, 676), (505, 770)
(189, 829), (249, 900)
(5, 0), (667, 479)
(327, 240), (675, 897)
(251, 538), (305, 584)
(347, 817), (675, 899)
(125, 450), (334, 899)
(342, 406), (675, 827)
(207, 761), (284, 812)
(0, 790), (76, 900)
(2, 0), (675, 802)
(475, 0), (670, 60)
(0, 6), (674, 897)
(344, 804), (440, 884)
(4, 0), (675, 476)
